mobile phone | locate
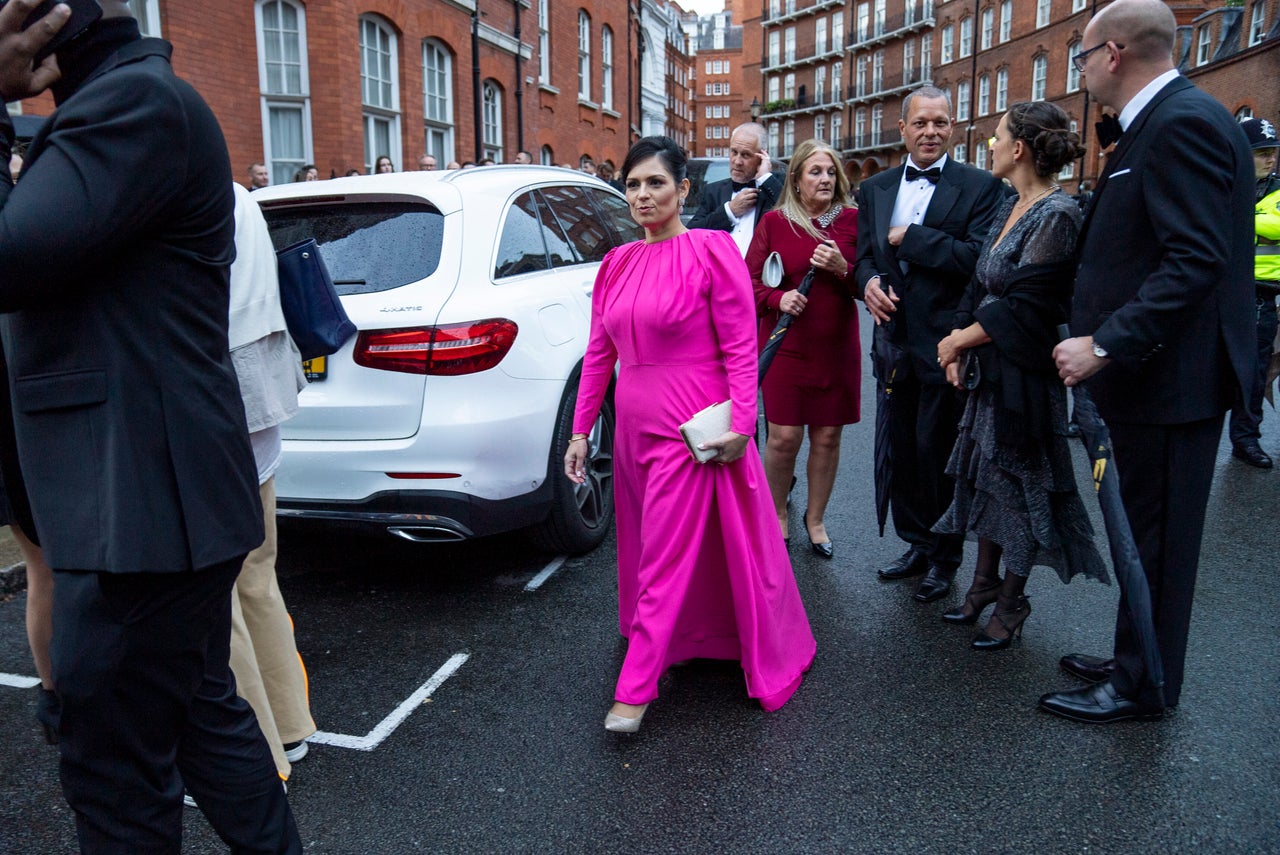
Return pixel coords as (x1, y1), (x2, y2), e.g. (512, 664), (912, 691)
(5, 0), (103, 64)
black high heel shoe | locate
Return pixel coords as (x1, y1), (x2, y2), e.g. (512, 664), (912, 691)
(941, 578), (1002, 625)
(36, 688), (60, 745)
(803, 508), (833, 559)
(971, 594), (1031, 651)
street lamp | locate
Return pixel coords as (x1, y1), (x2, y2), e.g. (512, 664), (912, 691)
(750, 96), (761, 121)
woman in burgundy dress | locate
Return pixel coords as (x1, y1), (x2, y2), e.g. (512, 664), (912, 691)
(745, 139), (860, 558)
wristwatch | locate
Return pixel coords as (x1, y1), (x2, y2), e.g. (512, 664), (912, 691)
(1091, 338), (1108, 359)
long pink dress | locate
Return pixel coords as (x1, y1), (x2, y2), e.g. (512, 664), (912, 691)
(573, 228), (816, 710)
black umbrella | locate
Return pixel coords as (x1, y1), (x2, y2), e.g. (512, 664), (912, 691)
(870, 319), (908, 536)
(1059, 326), (1164, 695)
(757, 267), (816, 383)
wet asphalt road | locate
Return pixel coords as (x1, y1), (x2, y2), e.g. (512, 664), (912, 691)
(2, 311), (1279, 853)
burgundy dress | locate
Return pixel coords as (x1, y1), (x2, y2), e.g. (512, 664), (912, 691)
(745, 206), (861, 427)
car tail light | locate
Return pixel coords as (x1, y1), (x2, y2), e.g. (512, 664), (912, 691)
(354, 319), (518, 375)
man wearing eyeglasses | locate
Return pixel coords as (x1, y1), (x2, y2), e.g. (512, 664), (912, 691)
(1047, 0), (1254, 725)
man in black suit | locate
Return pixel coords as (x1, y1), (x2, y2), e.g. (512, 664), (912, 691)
(687, 122), (783, 255)
(854, 86), (1006, 603)
(0, 1), (301, 848)
(1045, 0), (1254, 724)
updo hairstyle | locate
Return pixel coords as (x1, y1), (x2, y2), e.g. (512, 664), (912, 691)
(1005, 101), (1086, 177)
(620, 136), (688, 184)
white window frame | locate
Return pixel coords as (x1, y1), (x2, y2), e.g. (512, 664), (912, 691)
(956, 80), (970, 121)
(978, 73), (990, 115)
(601, 26), (614, 110)
(256, 0), (312, 186)
(1032, 54), (1047, 100)
(422, 39), (454, 165)
(1000, 0), (1012, 42)
(960, 17), (973, 57)
(784, 119), (795, 154)
(130, 0), (161, 36)
(871, 103), (883, 142)
(981, 7), (993, 49)
(577, 11), (591, 101)
(815, 114), (826, 142)
(816, 17), (828, 55)
(941, 25), (954, 64)
(1036, 0), (1051, 29)
(872, 50), (884, 92)
(769, 31), (781, 66)
(855, 107), (867, 147)
(1066, 39), (1081, 92)
(482, 80), (503, 162)
(1196, 26), (1212, 65)
(857, 2), (870, 41)
(1250, 2), (1267, 45)
(785, 27), (796, 63)
(360, 15), (401, 174)
(538, 0), (550, 83)
(996, 67), (1008, 111)
(831, 112), (842, 148)
(975, 141), (987, 170)
(816, 65), (827, 101)
(903, 40), (915, 82)
(954, 142), (966, 163)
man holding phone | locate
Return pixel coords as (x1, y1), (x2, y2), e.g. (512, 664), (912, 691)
(687, 122), (783, 256)
(0, 1), (301, 850)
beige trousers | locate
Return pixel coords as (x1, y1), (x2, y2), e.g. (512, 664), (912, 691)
(229, 477), (315, 779)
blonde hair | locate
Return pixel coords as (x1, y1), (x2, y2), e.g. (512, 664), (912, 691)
(775, 139), (853, 242)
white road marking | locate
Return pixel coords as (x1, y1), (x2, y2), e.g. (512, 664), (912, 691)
(0, 673), (41, 689)
(307, 652), (469, 751)
(524, 555), (567, 592)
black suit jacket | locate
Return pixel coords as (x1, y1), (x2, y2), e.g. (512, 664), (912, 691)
(854, 159), (1007, 383)
(687, 173), (784, 232)
(0, 39), (264, 573)
(1071, 77), (1254, 424)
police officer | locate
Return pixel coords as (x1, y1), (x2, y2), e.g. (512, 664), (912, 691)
(1228, 117), (1280, 469)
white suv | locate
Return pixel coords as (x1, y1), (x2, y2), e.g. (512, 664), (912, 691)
(254, 166), (638, 553)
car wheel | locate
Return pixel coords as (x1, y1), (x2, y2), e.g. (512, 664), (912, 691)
(527, 375), (615, 554)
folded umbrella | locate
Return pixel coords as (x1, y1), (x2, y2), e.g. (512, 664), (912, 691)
(757, 266), (816, 383)
(870, 319), (908, 537)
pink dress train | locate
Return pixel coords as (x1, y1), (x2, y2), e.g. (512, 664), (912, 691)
(573, 228), (816, 710)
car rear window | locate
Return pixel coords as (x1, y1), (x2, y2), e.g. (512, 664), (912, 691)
(263, 202), (445, 296)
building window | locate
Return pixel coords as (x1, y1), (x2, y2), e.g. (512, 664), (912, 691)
(130, 0), (161, 36)
(959, 17), (973, 57)
(816, 65), (827, 101)
(1250, 2), (1266, 45)
(422, 40), (454, 165)
(941, 25), (954, 64)
(816, 17), (828, 54)
(831, 112), (842, 148)
(1058, 121), (1078, 178)
(903, 40), (915, 83)
(857, 2), (870, 41)
(257, 0), (311, 185)
(954, 142), (967, 163)
(874, 0), (886, 36)
(769, 122), (780, 153)
(977, 73), (990, 115)
(1073, 0), (1086, 10)
(359, 15), (400, 174)
(540, 145), (554, 165)
(956, 80), (970, 121)
(538, 0), (550, 83)
(784, 72), (796, 100)
(833, 61), (843, 99)
(482, 80), (503, 161)
(601, 26), (614, 109)
(785, 27), (796, 63)
(769, 31), (781, 66)
(815, 114), (826, 142)
(996, 67), (1008, 111)
(1032, 54), (1047, 99)
(1000, 0), (1012, 41)
(922, 34), (932, 77)
(577, 11), (591, 100)
(768, 75), (780, 103)
(855, 107), (867, 147)
(975, 141), (987, 170)
(981, 7), (993, 49)
(1066, 39), (1081, 92)
(1236, 106), (1254, 120)
(1196, 26), (1213, 65)
(1036, 0), (1051, 28)
(871, 103), (883, 142)
(856, 56), (868, 96)
(833, 12), (844, 48)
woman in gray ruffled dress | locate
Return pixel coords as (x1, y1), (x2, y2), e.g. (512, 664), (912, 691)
(934, 102), (1108, 650)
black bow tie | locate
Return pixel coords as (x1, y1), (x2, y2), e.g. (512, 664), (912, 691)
(731, 180), (755, 193)
(1095, 114), (1123, 149)
(905, 165), (942, 184)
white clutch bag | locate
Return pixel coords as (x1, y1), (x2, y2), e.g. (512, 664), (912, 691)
(679, 400), (731, 463)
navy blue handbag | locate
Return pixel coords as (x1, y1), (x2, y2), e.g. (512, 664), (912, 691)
(275, 238), (356, 361)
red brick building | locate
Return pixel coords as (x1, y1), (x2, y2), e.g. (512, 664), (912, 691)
(14, 0), (699, 186)
(688, 7), (750, 154)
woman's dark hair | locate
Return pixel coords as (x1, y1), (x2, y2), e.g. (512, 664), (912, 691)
(620, 136), (688, 184)
(1006, 101), (1086, 177)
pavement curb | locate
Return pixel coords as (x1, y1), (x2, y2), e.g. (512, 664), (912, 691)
(0, 562), (27, 598)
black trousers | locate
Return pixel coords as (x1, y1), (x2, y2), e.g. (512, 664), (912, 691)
(887, 370), (965, 570)
(1227, 295), (1278, 446)
(51, 557), (302, 854)
(1107, 416), (1222, 710)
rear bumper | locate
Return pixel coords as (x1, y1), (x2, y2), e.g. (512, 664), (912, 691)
(276, 484), (553, 542)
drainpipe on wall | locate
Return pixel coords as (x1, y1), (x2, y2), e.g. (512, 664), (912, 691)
(514, 0), (524, 156)
(473, 7), (483, 162)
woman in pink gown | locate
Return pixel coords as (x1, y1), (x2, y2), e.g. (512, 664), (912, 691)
(565, 136), (815, 733)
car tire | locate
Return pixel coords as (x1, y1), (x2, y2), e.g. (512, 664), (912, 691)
(527, 373), (615, 555)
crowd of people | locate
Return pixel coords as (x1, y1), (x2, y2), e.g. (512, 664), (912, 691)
(0, 0), (1275, 848)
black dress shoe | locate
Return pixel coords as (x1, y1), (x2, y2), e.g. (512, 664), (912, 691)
(912, 565), (956, 603)
(878, 547), (928, 580)
(1038, 681), (1163, 724)
(1232, 443), (1274, 469)
(1059, 652), (1115, 684)
(804, 508), (833, 559)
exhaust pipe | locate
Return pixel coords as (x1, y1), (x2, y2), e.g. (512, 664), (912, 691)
(388, 525), (468, 543)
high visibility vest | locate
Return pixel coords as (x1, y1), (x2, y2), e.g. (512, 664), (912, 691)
(1259, 184), (1280, 284)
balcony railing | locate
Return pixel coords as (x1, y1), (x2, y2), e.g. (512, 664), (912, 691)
(839, 128), (904, 154)
(849, 3), (935, 50)
(761, 86), (851, 117)
(763, 0), (845, 27)
(847, 68), (930, 104)
(761, 43), (848, 73)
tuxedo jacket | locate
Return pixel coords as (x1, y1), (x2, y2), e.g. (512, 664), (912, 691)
(687, 173), (784, 233)
(1071, 77), (1254, 424)
(854, 159), (1007, 382)
(0, 39), (264, 573)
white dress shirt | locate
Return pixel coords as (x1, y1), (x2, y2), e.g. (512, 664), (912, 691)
(891, 153), (949, 229)
(725, 175), (766, 256)
(1118, 69), (1180, 131)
